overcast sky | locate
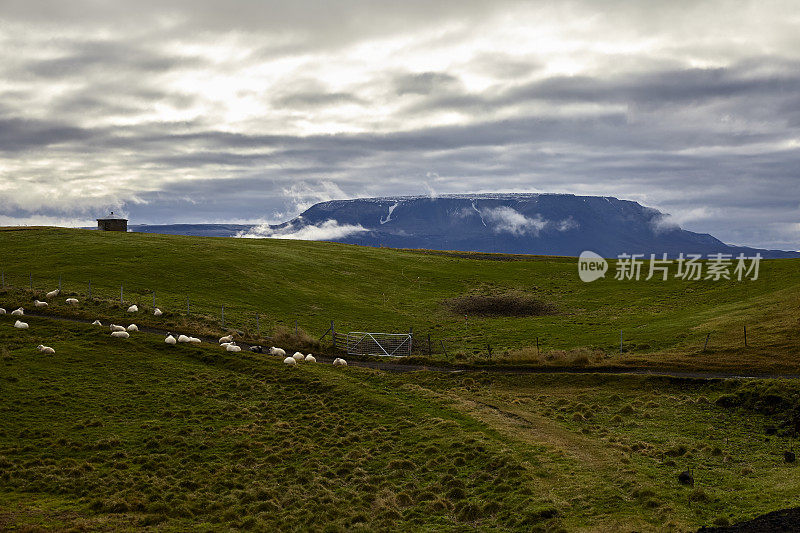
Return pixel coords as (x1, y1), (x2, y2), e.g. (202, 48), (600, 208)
(1, 0), (798, 249)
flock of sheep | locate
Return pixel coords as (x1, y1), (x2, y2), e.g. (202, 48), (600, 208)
(2, 289), (347, 368)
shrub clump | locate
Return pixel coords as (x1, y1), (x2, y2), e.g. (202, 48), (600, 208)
(443, 291), (558, 317)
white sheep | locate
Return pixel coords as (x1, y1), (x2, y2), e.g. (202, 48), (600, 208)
(269, 347), (286, 357)
(127, 324), (139, 332)
(37, 345), (55, 355)
(153, 308), (162, 316)
(305, 354), (316, 363)
(111, 331), (130, 338)
(226, 343), (241, 352)
(219, 334), (233, 344)
(188, 337), (201, 343)
(283, 356), (297, 366)
(164, 333), (177, 345)
(0, 308), (6, 314)
(11, 308), (23, 316)
(92, 320), (102, 326)
(177, 334), (191, 343)
(14, 320), (28, 329)
(45, 289), (59, 299)
(332, 358), (347, 367)
(127, 305), (138, 313)
(292, 351), (304, 362)
(110, 324), (126, 332)
(65, 298), (79, 305)
(34, 300), (48, 307)
(220, 342), (232, 348)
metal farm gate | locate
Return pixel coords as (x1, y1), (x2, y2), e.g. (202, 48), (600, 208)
(346, 332), (412, 357)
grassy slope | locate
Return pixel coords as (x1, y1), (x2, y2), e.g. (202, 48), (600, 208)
(1, 227), (799, 371)
(0, 316), (549, 531)
(2, 316), (800, 531)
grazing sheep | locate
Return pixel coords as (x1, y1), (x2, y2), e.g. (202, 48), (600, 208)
(34, 300), (48, 307)
(111, 331), (130, 339)
(220, 342), (232, 348)
(110, 324), (126, 332)
(14, 320), (29, 329)
(332, 358), (347, 367)
(177, 334), (191, 343)
(127, 324), (139, 332)
(226, 343), (241, 352)
(11, 308), (24, 316)
(283, 356), (297, 366)
(249, 345), (265, 353)
(153, 308), (162, 316)
(164, 333), (177, 345)
(92, 320), (102, 326)
(37, 345), (55, 355)
(269, 347), (286, 357)
(0, 308), (6, 314)
(45, 289), (59, 299)
(65, 298), (79, 305)
(219, 334), (233, 344)
(127, 305), (138, 313)
(292, 351), (304, 362)
(188, 337), (201, 343)
(678, 468), (694, 486)
(305, 354), (316, 363)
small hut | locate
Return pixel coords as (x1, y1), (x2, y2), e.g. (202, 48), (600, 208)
(97, 212), (128, 232)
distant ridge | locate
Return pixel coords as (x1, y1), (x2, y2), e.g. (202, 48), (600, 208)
(129, 194), (800, 258)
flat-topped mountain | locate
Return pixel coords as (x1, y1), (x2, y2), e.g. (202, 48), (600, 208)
(248, 193), (797, 258)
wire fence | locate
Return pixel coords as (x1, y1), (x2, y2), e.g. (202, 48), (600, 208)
(0, 270), (753, 359)
(0, 270), (277, 338)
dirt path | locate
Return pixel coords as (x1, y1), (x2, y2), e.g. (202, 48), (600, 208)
(14, 310), (800, 380)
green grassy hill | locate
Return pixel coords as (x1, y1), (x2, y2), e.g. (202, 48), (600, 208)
(1, 227), (799, 372)
(3, 227), (800, 530)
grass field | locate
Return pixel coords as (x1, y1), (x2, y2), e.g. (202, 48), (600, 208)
(1, 227), (799, 372)
(2, 315), (800, 531)
(2, 228), (800, 530)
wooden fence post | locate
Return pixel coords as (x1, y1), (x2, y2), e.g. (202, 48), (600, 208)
(703, 333), (711, 351)
(88, 280), (91, 299)
(221, 305), (225, 327)
(120, 285), (123, 304)
(744, 325), (748, 347)
(332, 320), (336, 349)
(256, 313), (260, 335)
(427, 334), (432, 355)
(440, 340), (448, 358)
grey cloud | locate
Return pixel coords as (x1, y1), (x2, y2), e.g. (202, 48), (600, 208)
(394, 72), (460, 96)
(274, 91), (364, 108)
(0, 117), (97, 151)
